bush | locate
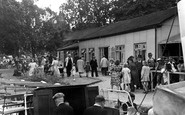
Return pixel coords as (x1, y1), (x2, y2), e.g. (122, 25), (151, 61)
(22, 73), (69, 85)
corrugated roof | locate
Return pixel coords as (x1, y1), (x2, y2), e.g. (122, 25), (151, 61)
(64, 7), (177, 41)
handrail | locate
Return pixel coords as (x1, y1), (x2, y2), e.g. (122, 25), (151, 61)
(101, 89), (134, 107)
(150, 70), (185, 75)
(150, 70), (185, 90)
(0, 93), (33, 115)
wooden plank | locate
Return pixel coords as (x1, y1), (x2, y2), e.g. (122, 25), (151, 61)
(1, 106), (25, 114)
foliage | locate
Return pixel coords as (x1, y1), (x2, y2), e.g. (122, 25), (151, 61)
(0, 0), (68, 56)
(60, 0), (177, 30)
(0, 0), (177, 56)
(59, 0), (114, 30)
(20, 72), (70, 85)
(110, 0), (177, 21)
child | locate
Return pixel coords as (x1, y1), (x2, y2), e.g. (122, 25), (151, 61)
(161, 64), (168, 85)
(141, 61), (150, 93)
(85, 62), (91, 77)
(121, 63), (131, 91)
(71, 63), (76, 80)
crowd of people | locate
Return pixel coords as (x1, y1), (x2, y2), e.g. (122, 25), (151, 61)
(107, 52), (185, 93)
(64, 54), (99, 80)
(2, 52), (185, 92)
(11, 54), (63, 77)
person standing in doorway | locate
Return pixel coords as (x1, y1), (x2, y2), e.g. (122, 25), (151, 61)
(100, 56), (109, 76)
(65, 54), (73, 77)
(90, 56), (98, 77)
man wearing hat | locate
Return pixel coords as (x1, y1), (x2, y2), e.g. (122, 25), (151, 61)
(53, 92), (74, 115)
(83, 95), (107, 115)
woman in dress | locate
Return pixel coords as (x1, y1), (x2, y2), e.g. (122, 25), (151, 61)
(141, 61), (150, 93)
(122, 63), (131, 91)
(51, 57), (60, 77)
(71, 63), (76, 80)
(77, 57), (85, 77)
(110, 60), (122, 90)
(28, 59), (38, 76)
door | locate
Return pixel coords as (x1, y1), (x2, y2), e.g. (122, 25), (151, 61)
(85, 86), (99, 107)
(33, 89), (54, 115)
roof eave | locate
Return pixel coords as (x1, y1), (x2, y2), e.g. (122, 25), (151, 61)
(78, 24), (162, 42)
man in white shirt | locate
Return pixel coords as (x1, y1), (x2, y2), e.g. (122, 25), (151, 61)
(100, 56), (109, 76)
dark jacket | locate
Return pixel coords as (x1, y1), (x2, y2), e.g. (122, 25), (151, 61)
(90, 59), (98, 69)
(83, 105), (107, 115)
(55, 103), (74, 115)
(122, 101), (137, 114)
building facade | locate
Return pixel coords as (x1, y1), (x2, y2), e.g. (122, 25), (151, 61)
(58, 7), (182, 66)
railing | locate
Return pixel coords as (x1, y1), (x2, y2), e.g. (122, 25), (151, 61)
(0, 93), (33, 115)
(150, 70), (185, 90)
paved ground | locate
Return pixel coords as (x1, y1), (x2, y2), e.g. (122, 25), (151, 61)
(89, 75), (153, 108)
(0, 69), (153, 108)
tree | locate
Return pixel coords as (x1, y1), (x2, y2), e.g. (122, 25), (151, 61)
(111, 0), (177, 21)
(0, 0), (68, 56)
(59, 0), (113, 30)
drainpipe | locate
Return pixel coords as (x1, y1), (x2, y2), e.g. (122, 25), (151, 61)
(155, 27), (157, 59)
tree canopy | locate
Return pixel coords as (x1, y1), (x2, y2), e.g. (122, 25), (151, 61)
(0, 0), (177, 56)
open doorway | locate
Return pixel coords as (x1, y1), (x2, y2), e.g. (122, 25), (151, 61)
(99, 47), (109, 60)
(160, 43), (183, 61)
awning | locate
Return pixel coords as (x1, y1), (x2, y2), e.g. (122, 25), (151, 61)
(57, 43), (79, 51)
(159, 33), (181, 44)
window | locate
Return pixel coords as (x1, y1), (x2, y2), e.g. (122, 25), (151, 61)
(81, 48), (86, 61)
(89, 48), (95, 61)
(115, 45), (125, 63)
(134, 43), (146, 60)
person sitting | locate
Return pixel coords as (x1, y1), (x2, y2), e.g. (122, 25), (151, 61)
(121, 92), (138, 115)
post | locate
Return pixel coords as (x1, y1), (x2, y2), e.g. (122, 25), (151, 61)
(151, 71), (153, 91)
(24, 94), (27, 115)
(167, 72), (170, 84)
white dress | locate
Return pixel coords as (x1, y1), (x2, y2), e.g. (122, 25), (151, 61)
(51, 60), (60, 77)
(161, 68), (168, 84)
(141, 66), (150, 82)
(71, 66), (76, 76)
(122, 67), (131, 84)
(28, 62), (38, 76)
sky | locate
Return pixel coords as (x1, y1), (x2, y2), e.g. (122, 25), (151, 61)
(16, 0), (67, 13)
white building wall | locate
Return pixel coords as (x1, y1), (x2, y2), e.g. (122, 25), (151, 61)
(146, 29), (156, 60)
(79, 29), (155, 64)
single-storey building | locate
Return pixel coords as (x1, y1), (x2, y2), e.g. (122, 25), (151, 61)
(58, 7), (182, 65)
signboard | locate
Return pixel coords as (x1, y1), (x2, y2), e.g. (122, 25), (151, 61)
(178, 0), (185, 64)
